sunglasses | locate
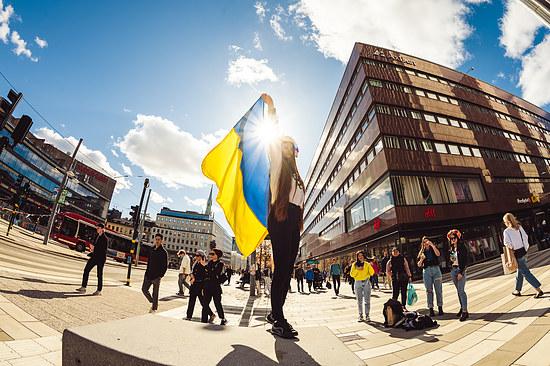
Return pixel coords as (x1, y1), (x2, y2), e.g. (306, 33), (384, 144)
(210, 252), (216, 255)
(195, 254), (201, 257)
(450, 237), (457, 240)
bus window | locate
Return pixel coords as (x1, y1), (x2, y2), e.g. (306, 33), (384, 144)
(53, 216), (63, 233)
(61, 218), (78, 237)
(78, 224), (96, 242)
(139, 244), (152, 260)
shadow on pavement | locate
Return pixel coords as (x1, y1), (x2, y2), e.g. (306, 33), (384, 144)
(0, 288), (97, 299)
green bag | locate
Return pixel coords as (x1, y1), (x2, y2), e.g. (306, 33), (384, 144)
(407, 283), (418, 306)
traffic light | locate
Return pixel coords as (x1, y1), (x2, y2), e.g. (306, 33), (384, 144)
(21, 182), (30, 197)
(0, 89), (22, 130)
(11, 115), (33, 147)
(15, 175), (23, 188)
(130, 205), (139, 226)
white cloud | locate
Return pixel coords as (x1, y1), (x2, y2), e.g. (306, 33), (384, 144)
(10, 31), (37, 62)
(150, 191), (173, 205)
(227, 56), (278, 86)
(116, 114), (228, 189)
(123, 107), (132, 112)
(499, 0), (544, 59)
(0, 22), (8, 43)
(229, 45), (242, 53)
(517, 35), (550, 106)
(254, 1), (266, 22)
(121, 163), (132, 176)
(184, 196), (223, 214)
(33, 127), (132, 192)
(111, 149), (119, 158)
(253, 32), (262, 50)
(289, 0), (480, 68)
(34, 36), (47, 48)
(0, 1), (14, 25)
(270, 6), (292, 41)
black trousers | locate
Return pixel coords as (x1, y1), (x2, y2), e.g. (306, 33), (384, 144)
(142, 276), (161, 310)
(297, 278), (304, 292)
(268, 203), (301, 323)
(332, 275), (341, 295)
(81, 258), (105, 291)
(186, 283), (210, 320)
(392, 277), (409, 306)
(202, 290), (224, 322)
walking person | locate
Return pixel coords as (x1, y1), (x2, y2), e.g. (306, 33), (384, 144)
(263, 267), (272, 296)
(380, 251), (391, 290)
(202, 248), (228, 325)
(185, 251), (211, 321)
(417, 236), (444, 317)
(295, 264), (305, 293)
(448, 229), (469, 321)
(254, 263), (262, 296)
(305, 266), (315, 292)
(329, 258), (343, 296)
(370, 257), (381, 291)
(262, 94), (304, 339)
(386, 247), (412, 308)
(225, 266), (233, 285)
(142, 234), (168, 313)
(177, 250), (191, 296)
(345, 262), (355, 294)
(503, 213), (544, 298)
(76, 224), (108, 295)
(351, 251), (374, 322)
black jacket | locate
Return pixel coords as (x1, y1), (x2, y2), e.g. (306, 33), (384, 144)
(145, 245), (168, 280)
(451, 242), (469, 275)
(295, 268), (304, 280)
(205, 260), (224, 295)
(91, 233), (108, 262)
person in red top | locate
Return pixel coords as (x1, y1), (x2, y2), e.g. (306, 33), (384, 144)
(370, 257), (381, 291)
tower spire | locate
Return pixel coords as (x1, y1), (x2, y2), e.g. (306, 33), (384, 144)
(205, 185), (213, 217)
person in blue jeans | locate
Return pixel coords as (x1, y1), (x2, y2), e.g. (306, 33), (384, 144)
(448, 229), (469, 321)
(350, 251), (374, 322)
(305, 266), (315, 292)
(417, 236), (443, 317)
(329, 258), (343, 296)
(503, 213), (544, 298)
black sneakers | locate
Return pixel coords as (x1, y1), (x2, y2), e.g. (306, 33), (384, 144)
(534, 290), (544, 298)
(459, 311), (469, 322)
(271, 320), (298, 339)
(429, 308), (435, 317)
(438, 306), (444, 316)
(266, 312), (275, 325)
(456, 309), (463, 318)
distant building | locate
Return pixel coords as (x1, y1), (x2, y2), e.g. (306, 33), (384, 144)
(106, 217), (134, 237)
(107, 208), (122, 221)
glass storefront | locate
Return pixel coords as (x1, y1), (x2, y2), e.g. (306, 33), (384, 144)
(346, 177), (394, 231)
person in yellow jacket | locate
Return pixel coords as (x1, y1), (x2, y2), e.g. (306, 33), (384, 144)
(350, 250), (374, 322)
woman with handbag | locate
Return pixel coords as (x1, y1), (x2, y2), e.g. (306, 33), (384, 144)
(503, 213), (544, 298)
(448, 229), (469, 322)
(203, 248), (228, 325)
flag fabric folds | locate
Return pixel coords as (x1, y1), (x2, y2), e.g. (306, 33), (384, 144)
(201, 97), (270, 257)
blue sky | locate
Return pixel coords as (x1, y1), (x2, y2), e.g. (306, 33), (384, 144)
(1, 0), (550, 235)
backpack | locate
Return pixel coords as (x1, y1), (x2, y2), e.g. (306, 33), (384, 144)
(401, 312), (438, 331)
(383, 298), (404, 327)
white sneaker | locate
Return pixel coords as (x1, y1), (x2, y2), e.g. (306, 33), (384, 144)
(365, 316), (371, 322)
(92, 291), (101, 296)
(76, 287), (86, 293)
(358, 315), (364, 322)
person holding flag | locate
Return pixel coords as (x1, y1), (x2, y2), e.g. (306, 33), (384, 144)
(201, 93), (304, 339)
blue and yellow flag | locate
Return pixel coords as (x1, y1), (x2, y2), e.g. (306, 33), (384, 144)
(201, 97), (270, 257)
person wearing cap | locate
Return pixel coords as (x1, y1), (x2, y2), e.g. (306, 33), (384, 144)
(142, 233), (168, 314)
(185, 250), (212, 321)
(262, 93), (304, 339)
(386, 247), (412, 307)
(202, 248), (228, 325)
(177, 249), (191, 296)
(76, 223), (108, 296)
(447, 229), (469, 321)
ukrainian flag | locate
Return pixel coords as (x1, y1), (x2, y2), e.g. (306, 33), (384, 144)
(201, 97), (270, 257)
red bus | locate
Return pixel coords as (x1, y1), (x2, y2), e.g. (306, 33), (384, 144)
(51, 212), (152, 263)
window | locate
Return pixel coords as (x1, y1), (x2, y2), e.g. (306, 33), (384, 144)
(448, 145), (461, 155)
(428, 76), (439, 81)
(384, 136), (400, 149)
(376, 105), (391, 114)
(374, 139), (383, 154)
(460, 146), (472, 156)
(393, 107), (407, 117)
(360, 159), (367, 171)
(405, 69), (415, 75)
(434, 143), (447, 153)
(437, 116), (449, 125)
(449, 119), (460, 127)
(368, 108), (376, 121)
(449, 98), (459, 105)
(424, 114), (436, 122)
(345, 177), (394, 232)
(367, 150), (375, 164)
(402, 86), (412, 93)
(438, 96), (449, 103)
(460, 122), (469, 129)
(411, 111), (422, 119)
(417, 73), (427, 78)
(403, 138), (417, 150)
(427, 92), (438, 100)
(369, 79), (383, 87)
(415, 90), (425, 97)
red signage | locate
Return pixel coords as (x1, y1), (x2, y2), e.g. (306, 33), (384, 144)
(424, 208), (435, 218)
(76, 163), (108, 183)
(374, 219), (381, 229)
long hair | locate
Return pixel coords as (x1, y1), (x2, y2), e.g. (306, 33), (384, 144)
(356, 250), (365, 263)
(503, 212), (521, 230)
(418, 236), (429, 259)
(272, 150), (304, 230)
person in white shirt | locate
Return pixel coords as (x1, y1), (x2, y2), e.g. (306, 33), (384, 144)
(503, 213), (544, 299)
(177, 250), (191, 296)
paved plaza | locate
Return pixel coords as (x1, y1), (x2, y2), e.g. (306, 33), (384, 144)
(0, 220), (549, 365)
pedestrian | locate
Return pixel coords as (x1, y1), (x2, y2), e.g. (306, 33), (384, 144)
(329, 258), (343, 296)
(254, 263), (262, 296)
(185, 251), (211, 321)
(346, 262), (356, 294)
(503, 213), (544, 298)
(263, 267), (272, 296)
(305, 266), (315, 292)
(380, 251), (391, 290)
(295, 264), (305, 293)
(370, 256), (381, 291)
(350, 250), (374, 322)
(76, 223), (108, 295)
(141, 233), (168, 313)
(203, 248), (228, 325)
(263, 94), (304, 339)
(447, 229), (469, 321)
(225, 266), (233, 285)
(417, 236), (444, 317)
(177, 249), (191, 296)
(312, 265), (321, 290)
(322, 269), (327, 286)
(386, 247), (412, 308)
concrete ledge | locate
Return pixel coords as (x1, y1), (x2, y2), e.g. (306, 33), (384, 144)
(62, 314), (364, 365)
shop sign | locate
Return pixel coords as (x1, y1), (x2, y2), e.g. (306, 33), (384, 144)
(517, 195), (539, 204)
(50, 187), (67, 204)
(425, 208), (435, 218)
(76, 163), (108, 183)
(373, 50), (417, 66)
(374, 219), (381, 229)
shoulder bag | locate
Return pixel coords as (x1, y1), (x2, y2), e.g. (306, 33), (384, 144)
(515, 230), (528, 259)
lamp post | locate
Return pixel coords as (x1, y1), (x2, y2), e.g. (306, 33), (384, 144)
(42, 138), (83, 246)
(125, 178), (150, 286)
